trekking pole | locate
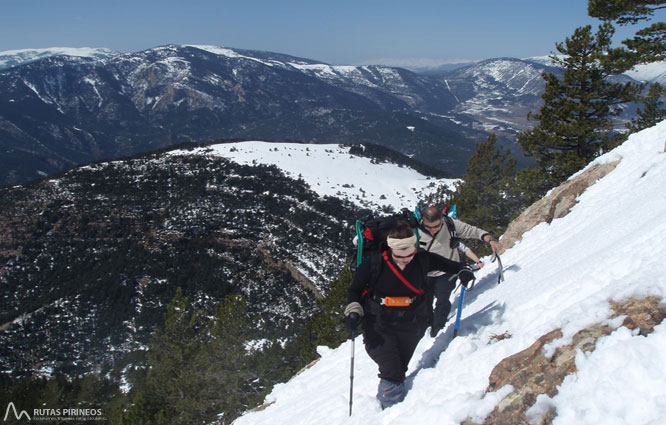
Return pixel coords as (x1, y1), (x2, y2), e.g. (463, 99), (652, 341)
(453, 285), (466, 338)
(349, 330), (356, 416)
(453, 264), (479, 338)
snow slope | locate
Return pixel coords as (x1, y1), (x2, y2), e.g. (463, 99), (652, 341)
(232, 123), (666, 424)
(173, 142), (456, 211)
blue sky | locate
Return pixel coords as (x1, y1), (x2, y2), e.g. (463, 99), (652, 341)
(1, 0), (660, 66)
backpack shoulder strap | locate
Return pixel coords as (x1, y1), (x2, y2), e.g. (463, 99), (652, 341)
(442, 215), (456, 238)
(381, 251), (424, 295)
(417, 250), (430, 277)
(362, 252), (383, 298)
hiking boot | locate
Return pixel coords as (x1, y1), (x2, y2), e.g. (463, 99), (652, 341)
(377, 379), (406, 409)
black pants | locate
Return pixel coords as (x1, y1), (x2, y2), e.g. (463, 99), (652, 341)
(431, 274), (457, 332)
(362, 307), (429, 382)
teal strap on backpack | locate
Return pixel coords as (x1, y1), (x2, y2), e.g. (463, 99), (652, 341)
(411, 208), (421, 246)
(356, 219), (364, 267)
(356, 213), (420, 269)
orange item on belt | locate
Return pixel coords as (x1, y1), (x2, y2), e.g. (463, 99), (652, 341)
(380, 296), (413, 307)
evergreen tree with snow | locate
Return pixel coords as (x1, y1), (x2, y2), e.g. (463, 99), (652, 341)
(517, 23), (641, 187)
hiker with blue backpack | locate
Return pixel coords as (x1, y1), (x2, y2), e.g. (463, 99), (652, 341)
(418, 206), (503, 337)
(343, 220), (475, 409)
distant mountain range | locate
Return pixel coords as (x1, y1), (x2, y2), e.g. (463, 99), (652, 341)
(2, 45), (665, 186)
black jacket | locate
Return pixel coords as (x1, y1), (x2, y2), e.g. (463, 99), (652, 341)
(347, 249), (463, 304)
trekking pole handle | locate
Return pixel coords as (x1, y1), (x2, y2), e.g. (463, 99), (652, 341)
(460, 263), (479, 290)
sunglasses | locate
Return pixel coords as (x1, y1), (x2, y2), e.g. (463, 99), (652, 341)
(392, 248), (416, 259)
(423, 221), (442, 229)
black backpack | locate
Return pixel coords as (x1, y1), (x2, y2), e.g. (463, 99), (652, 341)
(351, 208), (426, 299)
(352, 208), (419, 270)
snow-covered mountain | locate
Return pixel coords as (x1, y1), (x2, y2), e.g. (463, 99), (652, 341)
(526, 54), (666, 85)
(432, 55), (662, 135)
(175, 141), (457, 211)
(232, 123), (666, 424)
(436, 57), (559, 134)
(2, 44), (664, 187)
(0, 47), (118, 69)
(0, 44), (476, 187)
(625, 61), (666, 85)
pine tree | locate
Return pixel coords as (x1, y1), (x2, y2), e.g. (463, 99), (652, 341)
(293, 266), (352, 367)
(449, 134), (517, 250)
(626, 82), (666, 133)
(41, 378), (66, 410)
(517, 23), (641, 186)
(505, 166), (552, 214)
(205, 295), (263, 421)
(588, 0), (666, 65)
(134, 288), (209, 425)
(123, 289), (260, 425)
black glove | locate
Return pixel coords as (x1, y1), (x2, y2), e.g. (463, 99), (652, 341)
(345, 312), (361, 331)
(343, 302), (363, 331)
(458, 266), (475, 288)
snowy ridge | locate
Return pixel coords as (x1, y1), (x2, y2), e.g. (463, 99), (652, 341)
(442, 57), (555, 133)
(524, 55), (666, 85)
(0, 47), (117, 69)
(184, 45), (295, 68)
(625, 61), (666, 85)
(233, 122), (666, 424)
(171, 141), (457, 211)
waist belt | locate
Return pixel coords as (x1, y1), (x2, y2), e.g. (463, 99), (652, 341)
(366, 295), (428, 323)
(379, 296), (416, 307)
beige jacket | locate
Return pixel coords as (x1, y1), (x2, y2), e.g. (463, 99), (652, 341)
(418, 218), (490, 276)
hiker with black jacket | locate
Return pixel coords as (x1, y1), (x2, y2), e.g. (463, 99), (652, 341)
(418, 206), (503, 337)
(343, 220), (474, 409)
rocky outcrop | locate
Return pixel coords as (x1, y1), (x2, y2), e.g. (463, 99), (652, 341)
(258, 243), (322, 299)
(501, 160), (621, 250)
(463, 297), (666, 425)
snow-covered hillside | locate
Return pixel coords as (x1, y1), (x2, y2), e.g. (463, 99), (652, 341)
(0, 47), (117, 69)
(526, 55), (666, 86)
(232, 124), (666, 424)
(172, 142), (457, 211)
(624, 60), (666, 85)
